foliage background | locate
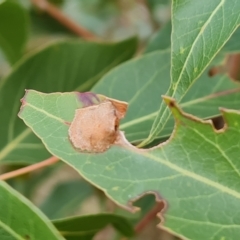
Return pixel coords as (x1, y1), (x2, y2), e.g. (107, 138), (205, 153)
(0, 0), (240, 240)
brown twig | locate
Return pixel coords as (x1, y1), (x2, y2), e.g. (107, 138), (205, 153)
(134, 202), (164, 234)
(30, 0), (98, 40)
(227, 54), (240, 80)
(0, 156), (59, 181)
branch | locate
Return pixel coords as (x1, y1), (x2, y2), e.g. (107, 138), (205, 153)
(30, 0), (98, 40)
(0, 156), (59, 181)
(134, 201), (164, 234)
(227, 54), (240, 80)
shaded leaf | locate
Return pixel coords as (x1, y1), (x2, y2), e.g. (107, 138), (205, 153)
(0, 38), (137, 165)
(40, 180), (94, 219)
(19, 90), (240, 239)
(53, 213), (134, 239)
(145, 21), (171, 53)
(93, 51), (240, 143)
(222, 27), (240, 53)
(0, 1), (29, 64)
(0, 181), (63, 240)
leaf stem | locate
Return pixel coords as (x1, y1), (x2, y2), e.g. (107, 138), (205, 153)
(134, 202), (164, 234)
(30, 0), (98, 40)
(0, 156), (59, 181)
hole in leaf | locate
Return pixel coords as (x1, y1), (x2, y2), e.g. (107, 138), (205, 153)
(211, 116), (224, 130)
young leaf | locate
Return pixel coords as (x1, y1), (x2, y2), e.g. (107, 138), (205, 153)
(53, 214), (135, 239)
(0, 181), (64, 240)
(93, 51), (240, 143)
(0, 38), (137, 165)
(19, 90), (240, 240)
(0, 1), (29, 64)
(145, 0), (240, 145)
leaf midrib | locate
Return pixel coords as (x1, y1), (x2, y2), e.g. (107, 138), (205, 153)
(0, 220), (25, 240)
(20, 99), (240, 200)
(121, 86), (240, 130)
(171, 0), (225, 97)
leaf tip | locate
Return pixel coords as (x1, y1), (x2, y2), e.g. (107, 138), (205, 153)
(163, 96), (176, 108)
(162, 96), (182, 119)
(18, 89), (29, 117)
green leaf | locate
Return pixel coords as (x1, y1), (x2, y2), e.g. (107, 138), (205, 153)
(19, 90), (240, 239)
(222, 27), (240, 53)
(0, 38), (137, 165)
(53, 213), (134, 239)
(145, 24), (240, 55)
(40, 180), (94, 219)
(144, 21), (171, 53)
(93, 50), (240, 143)
(171, 0), (240, 100)
(0, 1), (29, 64)
(92, 50), (170, 143)
(0, 181), (64, 240)
(144, 0), (240, 146)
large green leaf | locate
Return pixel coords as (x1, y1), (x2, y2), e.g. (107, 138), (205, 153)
(53, 213), (134, 240)
(0, 38), (137, 165)
(145, 0), (240, 145)
(93, 50), (240, 143)
(19, 90), (240, 239)
(0, 1), (29, 64)
(0, 181), (63, 240)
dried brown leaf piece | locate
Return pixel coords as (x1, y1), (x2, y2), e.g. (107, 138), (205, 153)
(68, 98), (128, 153)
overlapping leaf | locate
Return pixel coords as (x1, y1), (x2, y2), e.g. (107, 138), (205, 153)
(0, 38), (137, 165)
(0, 181), (63, 240)
(19, 90), (240, 240)
(93, 50), (240, 143)
(53, 214), (134, 240)
(145, 0), (240, 145)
